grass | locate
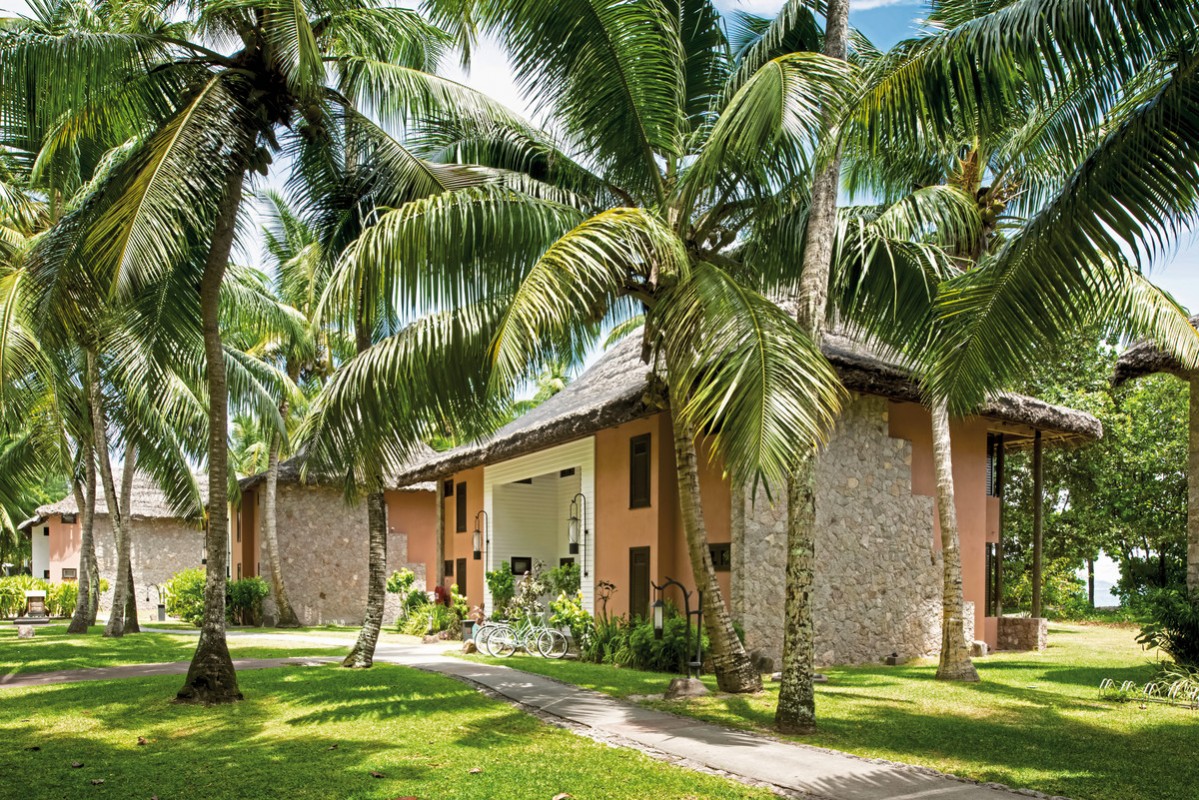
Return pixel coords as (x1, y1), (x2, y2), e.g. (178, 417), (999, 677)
(1, 624), (346, 677)
(0, 664), (775, 800)
(460, 623), (1198, 800)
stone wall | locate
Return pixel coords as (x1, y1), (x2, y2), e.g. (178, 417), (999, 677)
(93, 516), (205, 615)
(257, 483), (426, 627)
(997, 616), (1047, 652)
(733, 395), (943, 666)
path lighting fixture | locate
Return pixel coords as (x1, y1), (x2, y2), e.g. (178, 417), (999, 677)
(473, 509), (489, 561)
(652, 577), (706, 689)
(568, 492), (589, 576)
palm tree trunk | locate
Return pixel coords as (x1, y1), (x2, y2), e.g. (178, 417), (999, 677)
(1188, 376), (1199, 595)
(776, 0), (850, 734)
(92, 354), (131, 639)
(343, 488), (387, 668)
(264, 431), (301, 627)
(776, 448), (818, 732)
(344, 317), (388, 669)
(671, 413), (760, 693)
(931, 399), (979, 682)
(120, 442), (139, 633)
(176, 167), (246, 704)
(67, 436), (97, 634)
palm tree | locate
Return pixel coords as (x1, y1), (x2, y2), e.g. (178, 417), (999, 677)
(841, 0), (1199, 407)
(304, 0), (855, 692)
(1, 0), (507, 701)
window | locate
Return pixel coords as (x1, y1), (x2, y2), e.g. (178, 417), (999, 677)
(61, 568), (77, 581)
(42, 527), (49, 536)
(61, 513), (77, 523)
(986, 434), (1005, 497)
(444, 560), (454, 577)
(511, 556), (532, 575)
(443, 479), (454, 497)
(237, 564), (242, 580)
(709, 543), (732, 572)
(559, 557), (575, 568)
(629, 434), (651, 508)
(42, 570), (50, 579)
(455, 482), (467, 532)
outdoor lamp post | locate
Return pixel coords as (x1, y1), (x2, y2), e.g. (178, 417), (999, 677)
(651, 577), (708, 699)
(472, 509), (489, 560)
(146, 584), (166, 621)
(567, 492), (589, 575)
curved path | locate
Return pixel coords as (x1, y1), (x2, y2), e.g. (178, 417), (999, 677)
(4, 629), (1058, 800)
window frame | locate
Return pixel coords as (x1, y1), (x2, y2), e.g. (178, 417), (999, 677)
(629, 433), (652, 509)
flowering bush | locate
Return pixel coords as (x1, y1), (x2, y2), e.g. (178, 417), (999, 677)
(549, 591), (593, 650)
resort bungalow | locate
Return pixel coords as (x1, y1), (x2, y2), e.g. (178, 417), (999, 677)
(390, 332), (1101, 666)
(19, 472), (207, 615)
(235, 453), (438, 626)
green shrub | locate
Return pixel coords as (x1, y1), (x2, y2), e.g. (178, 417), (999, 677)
(165, 568), (206, 626)
(401, 602), (461, 637)
(546, 562), (581, 598)
(386, 568), (417, 616)
(510, 562), (548, 622)
(228, 577), (270, 626)
(0, 575), (41, 618)
(0, 576), (101, 618)
(549, 591), (593, 649)
(46, 582), (77, 617)
(485, 564), (515, 618)
(577, 605), (708, 674)
(1137, 588), (1199, 667)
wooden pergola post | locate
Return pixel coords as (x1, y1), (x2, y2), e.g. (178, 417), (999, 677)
(1032, 429), (1044, 618)
(995, 434), (1005, 618)
(435, 479), (446, 588)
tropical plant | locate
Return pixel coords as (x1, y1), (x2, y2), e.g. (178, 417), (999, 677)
(0, 0), (506, 700)
(306, 0), (857, 697)
(1138, 588), (1199, 667)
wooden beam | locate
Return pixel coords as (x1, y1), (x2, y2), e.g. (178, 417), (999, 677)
(1032, 429), (1044, 618)
(996, 433), (1005, 618)
(435, 479), (446, 588)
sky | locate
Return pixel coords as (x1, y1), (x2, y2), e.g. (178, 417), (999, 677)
(2, 0), (1166, 594)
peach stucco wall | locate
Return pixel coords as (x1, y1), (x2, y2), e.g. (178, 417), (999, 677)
(591, 413), (731, 618)
(48, 516), (81, 581)
(889, 402), (994, 648)
(385, 490), (439, 589)
(444, 466), (485, 606)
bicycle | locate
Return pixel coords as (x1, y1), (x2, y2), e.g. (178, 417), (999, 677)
(478, 618), (568, 659)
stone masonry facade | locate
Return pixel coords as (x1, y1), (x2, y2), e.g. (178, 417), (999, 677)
(258, 483), (426, 627)
(93, 516), (204, 615)
(733, 395), (943, 667)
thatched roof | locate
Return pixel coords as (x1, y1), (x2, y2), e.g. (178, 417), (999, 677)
(239, 442), (438, 494)
(18, 471), (207, 531)
(391, 331), (1102, 485)
(1112, 315), (1199, 385)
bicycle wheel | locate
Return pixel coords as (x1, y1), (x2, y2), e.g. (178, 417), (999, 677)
(537, 629), (569, 659)
(475, 624), (496, 654)
(479, 625), (507, 657)
(489, 628), (517, 658)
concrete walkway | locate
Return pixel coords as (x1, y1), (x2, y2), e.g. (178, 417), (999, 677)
(374, 644), (1038, 800)
(8, 629), (1044, 800)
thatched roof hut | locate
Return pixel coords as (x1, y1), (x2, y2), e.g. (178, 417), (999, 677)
(1112, 315), (1199, 385)
(391, 331), (1102, 485)
(239, 442), (438, 494)
(18, 471), (207, 531)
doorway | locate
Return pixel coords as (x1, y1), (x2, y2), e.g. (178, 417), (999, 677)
(629, 547), (650, 620)
(456, 558), (467, 601)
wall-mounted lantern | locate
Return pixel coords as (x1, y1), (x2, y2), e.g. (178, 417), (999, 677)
(472, 509), (489, 561)
(568, 492), (589, 576)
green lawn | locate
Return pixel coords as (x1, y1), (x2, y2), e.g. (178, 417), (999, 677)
(0, 665), (774, 800)
(461, 623), (1196, 800)
(1, 625), (346, 676)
